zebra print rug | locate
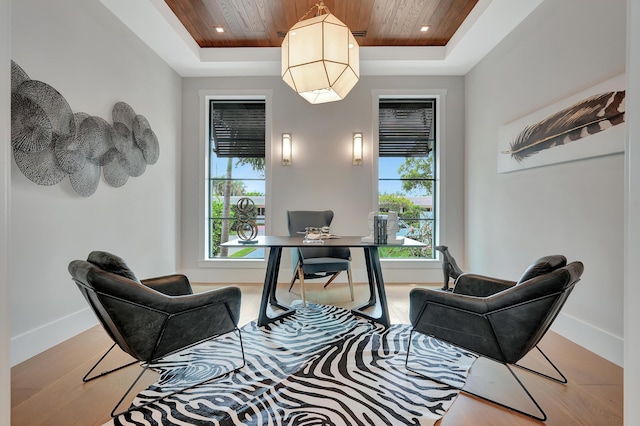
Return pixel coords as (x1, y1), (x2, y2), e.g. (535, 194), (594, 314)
(107, 303), (477, 426)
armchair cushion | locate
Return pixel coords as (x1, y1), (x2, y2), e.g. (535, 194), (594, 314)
(86, 251), (192, 296)
(142, 274), (193, 296)
(516, 255), (567, 284)
(453, 274), (516, 297)
(453, 254), (568, 297)
(87, 251), (140, 283)
(298, 257), (351, 274)
(299, 246), (351, 262)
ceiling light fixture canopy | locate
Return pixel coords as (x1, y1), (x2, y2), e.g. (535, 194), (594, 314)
(281, 1), (359, 104)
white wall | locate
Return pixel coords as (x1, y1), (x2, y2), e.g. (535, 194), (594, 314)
(10, 0), (182, 365)
(179, 76), (466, 285)
(1, 0), (11, 421)
(465, 0), (626, 365)
(625, 0), (640, 420)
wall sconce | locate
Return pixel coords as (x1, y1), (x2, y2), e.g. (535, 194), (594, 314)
(353, 132), (363, 165)
(282, 133), (292, 165)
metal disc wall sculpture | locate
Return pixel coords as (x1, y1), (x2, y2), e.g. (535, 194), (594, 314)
(9, 60), (160, 197)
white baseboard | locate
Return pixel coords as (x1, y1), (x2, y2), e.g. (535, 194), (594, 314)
(10, 307), (98, 367)
(551, 311), (623, 367)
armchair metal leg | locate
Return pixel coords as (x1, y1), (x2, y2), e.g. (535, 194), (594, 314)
(405, 329), (548, 422)
(463, 364), (547, 422)
(83, 343), (138, 382)
(515, 345), (567, 384)
(111, 327), (246, 418)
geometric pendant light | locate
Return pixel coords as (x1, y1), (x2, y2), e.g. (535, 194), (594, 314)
(281, 1), (359, 104)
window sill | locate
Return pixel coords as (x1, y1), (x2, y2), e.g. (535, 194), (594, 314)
(380, 258), (440, 269)
(197, 258), (267, 269)
(197, 258), (439, 270)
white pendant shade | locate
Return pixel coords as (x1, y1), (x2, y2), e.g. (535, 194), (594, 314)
(282, 13), (359, 104)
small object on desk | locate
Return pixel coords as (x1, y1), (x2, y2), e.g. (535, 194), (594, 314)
(374, 215), (387, 243)
(303, 227), (324, 243)
(304, 232), (339, 240)
(380, 217), (388, 244)
(303, 239), (324, 244)
(235, 197), (259, 243)
(363, 211), (403, 244)
(301, 227), (339, 242)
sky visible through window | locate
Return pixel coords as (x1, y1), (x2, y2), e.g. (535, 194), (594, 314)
(379, 157), (433, 195)
(210, 157), (265, 194)
(211, 157), (421, 196)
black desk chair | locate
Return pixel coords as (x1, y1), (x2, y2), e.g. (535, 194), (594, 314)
(406, 255), (584, 421)
(68, 251), (245, 417)
(287, 210), (354, 306)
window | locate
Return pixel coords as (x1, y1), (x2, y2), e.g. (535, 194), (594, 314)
(207, 99), (266, 259)
(378, 98), (436, 259)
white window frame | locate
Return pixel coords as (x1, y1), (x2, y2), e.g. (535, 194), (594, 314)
(372, 89), (447, 269)
(197, 90), (273, 268)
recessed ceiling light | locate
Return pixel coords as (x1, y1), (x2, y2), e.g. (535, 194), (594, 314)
(420, 26), (430, 32)
(215, 26), (224, 33)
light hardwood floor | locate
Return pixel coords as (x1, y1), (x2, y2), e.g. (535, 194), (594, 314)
(11, 282), (622, 425)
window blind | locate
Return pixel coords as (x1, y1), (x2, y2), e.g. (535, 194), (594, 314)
(210, 100), (265, 158)
(378, 99), (435, 157)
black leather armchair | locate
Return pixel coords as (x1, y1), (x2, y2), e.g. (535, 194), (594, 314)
(406, 255), (584, 421)
(68, 251), (245, 417)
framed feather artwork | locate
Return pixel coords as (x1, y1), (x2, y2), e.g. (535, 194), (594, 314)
(498, 74), (625, 173)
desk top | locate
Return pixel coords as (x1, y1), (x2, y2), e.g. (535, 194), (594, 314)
(221, 235), (425, 248)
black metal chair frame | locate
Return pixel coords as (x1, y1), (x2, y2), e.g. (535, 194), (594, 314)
(404, 286), (577, 422)
(75, 280), (246, 417)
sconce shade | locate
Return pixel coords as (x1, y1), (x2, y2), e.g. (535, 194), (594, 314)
(282, 133), (292, 165)
(282, 13), (359, 104)
(353, 132), (363, 165)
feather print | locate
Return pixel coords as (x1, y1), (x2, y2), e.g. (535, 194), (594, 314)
(503, 90), (625, 162)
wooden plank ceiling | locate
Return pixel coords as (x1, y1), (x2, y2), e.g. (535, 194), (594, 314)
(164, 0), (480, 48)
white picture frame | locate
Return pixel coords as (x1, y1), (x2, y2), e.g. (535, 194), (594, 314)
(497, 74), (626, 173)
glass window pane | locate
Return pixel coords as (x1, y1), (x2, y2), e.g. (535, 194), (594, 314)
(208, 100), (266, 260)
(378, 98), (437, 260)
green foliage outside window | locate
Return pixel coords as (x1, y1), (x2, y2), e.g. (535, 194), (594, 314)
(378, 193), (433, 258)
(398, 156), (433, 194)
(210, 197), (224, 257)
